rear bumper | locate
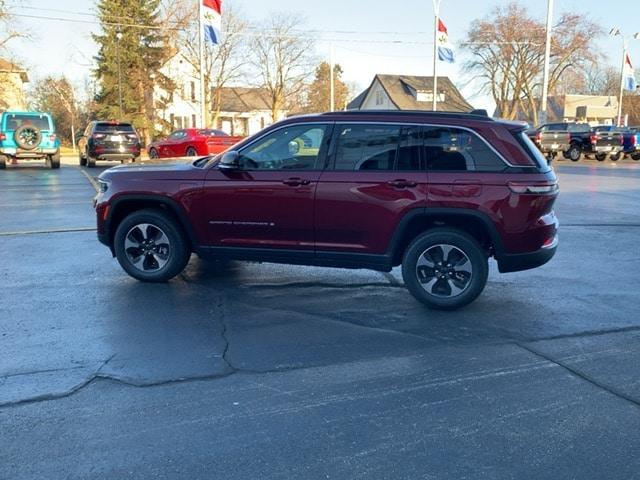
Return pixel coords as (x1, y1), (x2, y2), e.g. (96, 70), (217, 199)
(0, 147), (58, 157)
(497, 235), (558, 273)
(540, 143), (570, 153)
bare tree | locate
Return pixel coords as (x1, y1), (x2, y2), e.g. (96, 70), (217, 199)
(250, 14), (316, 121)
(163, 1), (249, 128)
(464, 2), (601, 124)
(0, 1), (24, 51)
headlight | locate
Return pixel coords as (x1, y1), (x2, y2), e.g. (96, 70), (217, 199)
(98, 180), (110, 193)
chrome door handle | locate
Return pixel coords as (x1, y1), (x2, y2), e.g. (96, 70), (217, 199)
(387, 179), (417, 188)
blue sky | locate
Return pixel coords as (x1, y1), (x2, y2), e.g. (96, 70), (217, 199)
(7, 0), (640, 111)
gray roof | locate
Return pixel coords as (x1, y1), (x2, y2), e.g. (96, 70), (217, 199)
(217, 87), (272, 113)
(348, 74), (473, 112)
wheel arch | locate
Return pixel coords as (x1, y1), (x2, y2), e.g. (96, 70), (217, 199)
(388, 208), (505, 266)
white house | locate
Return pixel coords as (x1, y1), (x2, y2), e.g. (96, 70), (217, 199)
(0, 59), (29, 111)
(154, 54), (286, 136)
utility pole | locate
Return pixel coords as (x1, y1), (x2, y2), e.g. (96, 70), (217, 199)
(329, 42), (335, 112)
(432, 0), (442, 111)
(539, 0), (554, 126)
(116, 31), (123, 119)
(198, 0), (207, 127)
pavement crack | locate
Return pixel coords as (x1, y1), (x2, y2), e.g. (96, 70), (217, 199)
(517, 342), (640, 409)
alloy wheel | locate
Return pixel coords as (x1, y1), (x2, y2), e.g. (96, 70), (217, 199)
(124, 223), (171, 272)
(415, 244), (473, 298)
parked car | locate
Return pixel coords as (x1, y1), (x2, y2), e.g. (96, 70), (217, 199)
(0, 111), (61, 169)
(94, 110), (559, 311)
(614, 127), (640, 161)
(146, 129), (244, 159)
(528, 122), (592, 162)
(587, 126), (625, 162)
(78, 121), (142, 168)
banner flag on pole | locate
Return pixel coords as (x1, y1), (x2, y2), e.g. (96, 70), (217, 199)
(436, 19), (455, 63)
(203, 0), (222, 45)
(624, 53), (637, 92)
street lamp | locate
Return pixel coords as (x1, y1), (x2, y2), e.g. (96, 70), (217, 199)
(609, 28), (640, 126)
(116, 31), (123, 119)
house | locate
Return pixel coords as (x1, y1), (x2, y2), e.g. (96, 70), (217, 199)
(494, 94), (620, 125)
(214, 87), (284, 136)
(347, 74), (473, 112)
(154, 54), (285, 136)
(0, 59), (29, 111)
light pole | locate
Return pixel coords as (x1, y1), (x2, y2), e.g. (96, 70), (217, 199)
(116, 31), (123, 119)
(610, 28), (639, 126)
(539, 0), (554, 126)
(432, 0), (442, 111)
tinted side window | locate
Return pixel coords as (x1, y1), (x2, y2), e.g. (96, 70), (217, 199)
(240, 124), (328, 171)
(424, 127), (506, 172)
(334, 125), (400, 171)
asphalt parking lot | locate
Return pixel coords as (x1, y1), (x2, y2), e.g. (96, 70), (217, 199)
(2, 157), (640, 479)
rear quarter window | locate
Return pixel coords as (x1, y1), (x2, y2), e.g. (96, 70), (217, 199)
(513, 131), (550, 171)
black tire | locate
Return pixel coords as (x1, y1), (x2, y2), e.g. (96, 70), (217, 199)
(114, 209), (191, 282)
(595, 153), (607, 162)
(186, 147), (197, 157)
(566, 144), (581, 162)
(79, 152), (87, 166)
(87, 153), (97, 168)
(402, 228), (489, 310)
(148, 148), (159, 159)
(610, 152), (621, 162)
(14, 125), (42, 150)
(48, 150), (61, 169)
(631, 154), (640, 161)
(0, 155), (6, 170)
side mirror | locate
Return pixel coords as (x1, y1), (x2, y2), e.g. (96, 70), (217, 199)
(219, 150), (241, 170)
(288, 140), (300, 156)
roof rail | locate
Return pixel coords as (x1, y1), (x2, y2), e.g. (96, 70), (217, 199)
(322, 109), (495, 122)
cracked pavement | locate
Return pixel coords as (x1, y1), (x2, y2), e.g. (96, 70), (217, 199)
(2, 158), (640, 479)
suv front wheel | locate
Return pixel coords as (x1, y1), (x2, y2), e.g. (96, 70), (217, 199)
(114, 209), (191, 282)
(402, 228), (489, 310)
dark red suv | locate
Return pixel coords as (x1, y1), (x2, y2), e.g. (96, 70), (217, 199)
(94, 111), (559, 310)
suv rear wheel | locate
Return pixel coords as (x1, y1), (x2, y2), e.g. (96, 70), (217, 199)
(402, 228), (489, 310)
(114, 209), (191, 282)
(46, 151), (60, 169)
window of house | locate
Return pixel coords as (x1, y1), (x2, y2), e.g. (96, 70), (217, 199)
(190, 81), (196, 102)
(192, 114), (197, 128)
(424, 126), (506, 172)
(239, 124), (328, 171)
(333, 125), (401, 171)
(375, 90), (385, 106)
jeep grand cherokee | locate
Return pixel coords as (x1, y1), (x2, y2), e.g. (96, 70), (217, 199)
(94, 110), (559, 310)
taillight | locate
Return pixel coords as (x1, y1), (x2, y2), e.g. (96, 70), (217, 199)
(632, 136), (637, 147)
(0, 133), (5, 141)
(49, 134), (56, 142)
(509, 182), (559, 195)
(93, 133), (106, 140)
(590, 134), (597, 145)
(535, 132), (542, 143)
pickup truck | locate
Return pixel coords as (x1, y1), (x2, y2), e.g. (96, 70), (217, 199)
(528, 122), (592, 162)
(616, 127), (640, 161)
(587, 126), (625, 162)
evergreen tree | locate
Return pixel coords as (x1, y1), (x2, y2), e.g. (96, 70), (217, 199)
(93, 0), (173, 143)
(302, 62), (350, 113)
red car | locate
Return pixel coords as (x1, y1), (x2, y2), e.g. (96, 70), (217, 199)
(147, 129), (244, 159)
(95, 110), (558, 310)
